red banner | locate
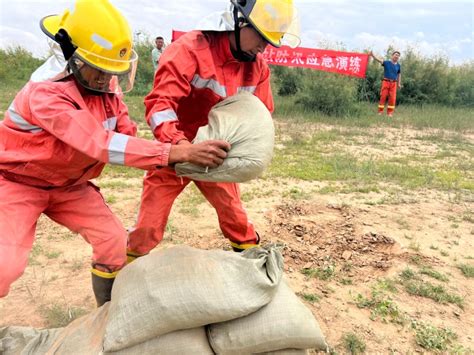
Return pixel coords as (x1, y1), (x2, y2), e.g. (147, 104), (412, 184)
(172, 30), (368, 78)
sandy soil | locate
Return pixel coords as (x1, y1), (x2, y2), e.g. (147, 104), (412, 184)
(1, 126), (473, 353)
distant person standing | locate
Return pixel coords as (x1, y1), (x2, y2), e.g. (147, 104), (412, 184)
(151, 36), (165, 71)
(369, 50), (402, 117)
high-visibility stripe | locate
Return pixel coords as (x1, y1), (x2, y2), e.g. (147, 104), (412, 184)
(7, 103), (43, 133)
(102, 116), (117, 131)
(108, 132), (129, 165)
(150, 109), (178, 131)
(191, 74), (227, 97)
(387, 105), (395, 109)
(237, 86), (256, 94)
(91, 268), (118, 279)
(378, 105), (385, 108)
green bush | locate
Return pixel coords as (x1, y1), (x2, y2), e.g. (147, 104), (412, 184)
(272, 66), (303, 96)
(271, 46), (474, 109)
(0, 47), (43, 85)
(295, 71), (360, 116)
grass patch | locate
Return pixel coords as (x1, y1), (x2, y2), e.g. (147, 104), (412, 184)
(98, 179), (135, 189)
(102, 164), (145, 179)
(375, 278), (398, 293)
(275, 96), (474, 132)
(412, 321), (458, 351)
(40, 303), (88, 328)
(269, 141), (473, 193)
(301, 264), (336, 281)
(457, 263), (474, 278)
(354, 282), (403, 324)
(68, 259), (84, 272)
(462, 210), (474, 223)
(419, 266), (449, 282)
(105, 194), (117, 204)
(404, 280), (463, 308)
(283, 186), (312, 200)
(342, 332), (366, 354)
(178, 185), (206, 216)
(400, 267), (417, 281)
(440, 250), (449, 257)
(340, 278), (353, 285)
(299, 292), (320, 303)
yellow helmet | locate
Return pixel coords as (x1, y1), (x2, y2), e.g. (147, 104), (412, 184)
(40, 0), (138, 93)
(232, 0), (300, 48)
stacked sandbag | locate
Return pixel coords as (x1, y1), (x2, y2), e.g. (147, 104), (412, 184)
(103, 245), (283, 352)
(0, 326), (60, 355)
(174, 92), (275, 182)
(1, 246), (328, 354)
(45, 302), (110, 354)
(107, 327), (213, 355)
(207, 279), (328, 354)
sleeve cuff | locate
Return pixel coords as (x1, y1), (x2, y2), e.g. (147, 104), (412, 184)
(159, 143), (172, 166)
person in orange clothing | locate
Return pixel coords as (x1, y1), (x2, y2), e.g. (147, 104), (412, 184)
(369, 50), (402, 117)
(128, 0), (300, 259)
(0, 0), (229, 306)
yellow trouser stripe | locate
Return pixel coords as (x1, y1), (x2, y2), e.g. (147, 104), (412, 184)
(387, 105), (395, 109)
(91, 268), (119, 279)
(230, 241), (259, 250)
(378, 105), (385, 108)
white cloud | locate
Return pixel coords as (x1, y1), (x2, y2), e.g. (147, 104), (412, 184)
(0, 0), (472, 64)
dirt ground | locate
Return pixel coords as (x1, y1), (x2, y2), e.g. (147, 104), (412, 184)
(1, 126), (473, 353)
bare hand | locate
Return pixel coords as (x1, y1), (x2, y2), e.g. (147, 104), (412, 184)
(169, 140), (231, 168)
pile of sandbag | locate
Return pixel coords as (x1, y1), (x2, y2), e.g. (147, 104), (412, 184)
(1, 246), (327, 354)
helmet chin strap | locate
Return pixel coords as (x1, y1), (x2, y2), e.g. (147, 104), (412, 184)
(232, 6), (256, 62)
(54, 29), (77, 61)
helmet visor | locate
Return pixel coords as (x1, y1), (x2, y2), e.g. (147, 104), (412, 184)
(68, 50), (138, 94)
(248, 1), (301, 48)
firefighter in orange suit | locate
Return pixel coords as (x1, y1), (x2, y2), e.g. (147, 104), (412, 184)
(128, 0), (300, 259)
(0, 0), (229, 306)
(370, 50), (402, 117)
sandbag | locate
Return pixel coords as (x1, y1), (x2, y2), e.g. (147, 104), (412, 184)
(107, 327), (213, 355)
(0, 326), (60, 355)
(45, 302), (110, 354)
(207, 280), (328, 354)
(103, 245), (283, 352)
(174, 92), (274, 182)
(259, 350), (309, 355)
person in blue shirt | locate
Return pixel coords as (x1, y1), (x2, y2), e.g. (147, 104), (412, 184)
(370, 50), (402, 117)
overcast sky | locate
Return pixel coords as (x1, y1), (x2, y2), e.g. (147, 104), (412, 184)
(0, 0), (472, 64)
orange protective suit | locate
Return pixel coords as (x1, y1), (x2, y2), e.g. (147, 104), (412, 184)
(0, 75), (171, 296)
(378, 79), (398, 115)
(128, 31), (273, 254)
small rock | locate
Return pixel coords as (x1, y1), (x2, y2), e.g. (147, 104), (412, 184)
(342, 250), (352, 260)
(453, 310), (461, 318)
(303, 262), (313, 269)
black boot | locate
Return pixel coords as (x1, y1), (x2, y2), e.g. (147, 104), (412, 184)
(91, 271), (116, 307)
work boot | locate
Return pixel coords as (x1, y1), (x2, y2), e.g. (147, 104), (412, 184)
(126, 249), (147, 264)
(230, 233), (261, 252)
(91, 269), (117, 307)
